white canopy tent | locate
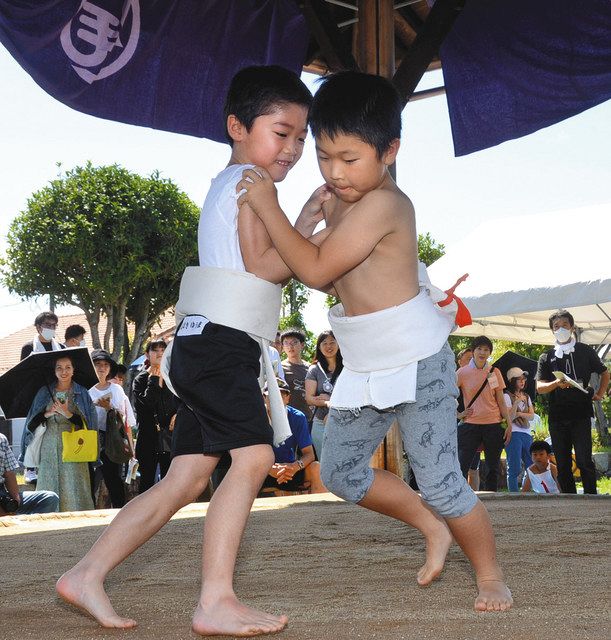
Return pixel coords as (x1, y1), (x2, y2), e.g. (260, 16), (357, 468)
(427, 204), (611, 346)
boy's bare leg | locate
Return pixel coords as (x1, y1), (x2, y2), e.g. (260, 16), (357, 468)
(445, 500), (512, 612)
(192, 443), (288, 637)
(56, 454), (219, 628)
(304, 461), (327, 494)
(358, 469), (453, 586)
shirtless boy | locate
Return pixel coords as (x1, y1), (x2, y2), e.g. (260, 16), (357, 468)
(237, 71), (513, 612)
(521, 440), (560, 494)
(56, 66), (326, 636)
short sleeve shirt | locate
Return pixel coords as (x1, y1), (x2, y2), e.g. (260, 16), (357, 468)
(0, 433), (19, 487)
(504, 393), (532, 433)
(457, 364), (505, 424)
(273, 406), (313, 463)
(305, 363), (333, 420)
(282, 361), (312, 421)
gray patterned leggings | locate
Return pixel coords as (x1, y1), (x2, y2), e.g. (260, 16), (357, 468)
(320, 343), (478, 519)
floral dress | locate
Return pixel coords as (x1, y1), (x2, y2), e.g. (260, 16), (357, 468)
(36, 389), (94, 512)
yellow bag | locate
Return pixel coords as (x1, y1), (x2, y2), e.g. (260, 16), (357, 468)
(62, 421), (98, 463)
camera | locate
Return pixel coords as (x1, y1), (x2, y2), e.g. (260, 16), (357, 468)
(0, 486), (19, 513)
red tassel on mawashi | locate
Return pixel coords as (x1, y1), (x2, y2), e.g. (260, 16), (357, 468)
(437, 273), (472, 327)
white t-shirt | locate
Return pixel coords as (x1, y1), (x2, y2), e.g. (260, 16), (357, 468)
(504, 392), (532, 433)
(89, 383), (136, 432)
(198, 164), (254, 271)
(268, 346), (286, 381)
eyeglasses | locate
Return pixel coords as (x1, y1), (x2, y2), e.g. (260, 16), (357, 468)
(283, 340), (302, 347)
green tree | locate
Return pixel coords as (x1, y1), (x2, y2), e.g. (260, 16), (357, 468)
(2, 163), (199, 363)
(417, 232), (445, 267)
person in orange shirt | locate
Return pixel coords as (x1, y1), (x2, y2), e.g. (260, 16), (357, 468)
(457, 336), (510, 491)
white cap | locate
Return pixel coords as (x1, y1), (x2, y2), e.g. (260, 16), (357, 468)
(506, 367), (528, 381)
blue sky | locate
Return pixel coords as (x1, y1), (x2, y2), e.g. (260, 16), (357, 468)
(0, 44), (610, 339)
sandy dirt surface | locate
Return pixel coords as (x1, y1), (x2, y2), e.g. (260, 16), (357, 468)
(1, 493), (609, 640)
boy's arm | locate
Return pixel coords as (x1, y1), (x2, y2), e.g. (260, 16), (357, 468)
(237, 186), (330, 284)
(550, 463), (558, 481)
(237, 168), (399, 288)
(521, 470), (532, 493)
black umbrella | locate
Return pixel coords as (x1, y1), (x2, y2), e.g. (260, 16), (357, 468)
(0, 347), (98, 419)
(492, 351), (538, 402)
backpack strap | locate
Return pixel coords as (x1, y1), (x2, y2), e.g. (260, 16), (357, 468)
(467, 367), (496, 409)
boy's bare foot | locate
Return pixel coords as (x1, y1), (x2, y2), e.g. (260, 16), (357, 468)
(192, 596), (288, 637)
(417, 521), (453, 586)
(56, 570), (137, 629)
(474, 579), (513, 612)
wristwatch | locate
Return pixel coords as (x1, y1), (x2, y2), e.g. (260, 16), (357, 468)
(295, 459), (305, 470)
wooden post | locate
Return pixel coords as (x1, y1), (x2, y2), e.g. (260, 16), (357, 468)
(355, 0), (403, 478)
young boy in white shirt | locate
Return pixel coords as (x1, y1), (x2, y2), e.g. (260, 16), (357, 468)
(57, 66), (326, 637)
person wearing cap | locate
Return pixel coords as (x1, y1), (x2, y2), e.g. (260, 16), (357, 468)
(536, 309), (609, 494)
(89, 350), (136, 508)
(503, 367), (535, 492)
(261, 379), (325, 494)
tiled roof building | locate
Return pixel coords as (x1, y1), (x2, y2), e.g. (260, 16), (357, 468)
(0, 310), (176, 374)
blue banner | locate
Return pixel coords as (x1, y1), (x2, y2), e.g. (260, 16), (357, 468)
(0, 1), (308, 143)
(441, 0), (611, 156)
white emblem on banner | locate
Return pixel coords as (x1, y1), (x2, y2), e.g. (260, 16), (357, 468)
(60, 1), (140, 84)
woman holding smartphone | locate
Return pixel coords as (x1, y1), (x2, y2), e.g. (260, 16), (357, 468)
(24, 354), (98, 511)
(89, 349), (136, 508)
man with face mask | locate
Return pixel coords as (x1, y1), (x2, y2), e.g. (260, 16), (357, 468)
(20, 311), (65, 360)
(64, 324), (87, 348)
(536, 310), (609, 494)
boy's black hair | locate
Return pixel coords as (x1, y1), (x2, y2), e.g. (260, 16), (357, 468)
(470, 335), (493, 352)
(223, 65), (312, 145)
(280, 328), (306, 345)
(114, 363), (128, 376)
(145, 338), (167, 353)
(309, 71), (402, 157)
(530, 440), (552, 455)
(548, 309), (574, 330)
(34, 311), (58, 327)
(65, 324), (86, 341)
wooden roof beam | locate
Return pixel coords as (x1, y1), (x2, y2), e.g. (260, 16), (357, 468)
(394, 11), (418, 48)
(392, 0), (464, 105)
(301, 0), (359, 72)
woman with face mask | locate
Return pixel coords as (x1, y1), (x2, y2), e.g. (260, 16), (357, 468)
(305, 331), (343, 460)
(536, 310), (609, 494)
(23, 354), (98, 511)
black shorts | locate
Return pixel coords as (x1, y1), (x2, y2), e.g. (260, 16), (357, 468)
(262, 468), (306, 492)
(169, 316), (273, 455)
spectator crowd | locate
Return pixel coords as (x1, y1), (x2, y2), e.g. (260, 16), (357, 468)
(1, 308), (608, 518)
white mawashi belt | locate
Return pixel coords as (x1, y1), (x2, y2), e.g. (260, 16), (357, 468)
(161, 267), (291, 446)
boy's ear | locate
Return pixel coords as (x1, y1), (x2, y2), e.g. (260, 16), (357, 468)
(227, 114), (246, 143)
(383, 138), (401, 166)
